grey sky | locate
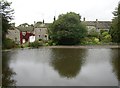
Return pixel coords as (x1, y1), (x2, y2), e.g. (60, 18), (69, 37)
(8, 0), (119, 26)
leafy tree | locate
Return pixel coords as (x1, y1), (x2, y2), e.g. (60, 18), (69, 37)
(110, 2), (120, 43)
(0, 0), (14, 48)
(48, 12), (87, 45)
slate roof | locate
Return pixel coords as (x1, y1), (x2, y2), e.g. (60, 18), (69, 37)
(83, 21), (112, 29)
(16, 20), (111, 32)
(34, 22), (51, 28)
(17, 24), (34, 32)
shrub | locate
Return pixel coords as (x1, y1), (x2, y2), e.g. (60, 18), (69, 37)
(100, 32), (112, 43)
(3, 38), (17, 49)
(81, 37), (100, 45)
(29, 41), (43, 48)
(47, 40), (57, 46)
(100, 29), (108, 34)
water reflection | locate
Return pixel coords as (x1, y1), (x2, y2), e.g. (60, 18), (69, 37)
(2, 51), (16, 86)
(0, 51), (2, 86)
(110, 49), (120, 84)
(2, 48), (119, 86)
(50, 48), (86, 78)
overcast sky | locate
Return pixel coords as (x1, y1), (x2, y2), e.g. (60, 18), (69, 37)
(7, 0), (119, 26)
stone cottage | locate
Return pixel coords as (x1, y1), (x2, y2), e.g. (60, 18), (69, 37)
(6, 23), (20, 44)
(82, 18), (112, 32)
(6, 22), (49, 44)
(34, 21), (49, 41)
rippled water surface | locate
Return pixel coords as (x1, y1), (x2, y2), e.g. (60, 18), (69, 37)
(2, 48), (119, 86)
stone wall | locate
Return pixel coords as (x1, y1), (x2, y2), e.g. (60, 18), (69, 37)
(6, 28), (20, 44)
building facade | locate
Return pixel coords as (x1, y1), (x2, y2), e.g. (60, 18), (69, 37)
(83, 18), (112, 32)
(6, 22), (49, 44)
(6, 18), (111, 44)
(6, 28), (20, 44)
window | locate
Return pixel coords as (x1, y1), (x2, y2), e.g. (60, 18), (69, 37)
(45, 34), (47, 37)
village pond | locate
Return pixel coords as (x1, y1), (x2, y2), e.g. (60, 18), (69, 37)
(2, 47), (120, 86)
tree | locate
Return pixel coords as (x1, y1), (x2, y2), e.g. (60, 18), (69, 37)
(0, 0), (14, 47)
(48, 12), (87, 45)
(110, 2), (120, 43)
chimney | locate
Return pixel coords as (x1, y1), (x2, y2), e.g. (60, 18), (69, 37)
(83, 17), (85, 21)
(96, 19), (98, 23)
(54, 16), (56, 21)
(43, 19), (44, 24)
(34, 21), (36, 25)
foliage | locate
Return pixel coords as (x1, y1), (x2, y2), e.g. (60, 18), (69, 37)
(81, 31), (112, 45)
(2, 38), (17, 49)
(22, 42), (29, 48)
(100, 29), (108, 34)
(81, 37), (100, 45)
(100, 32), (112, 43)
(29, 41), (43, 48)
(110, 2), (120, 43)
(0, 0), (14, 48)
(88, 29), (99, 38)
(46, 40), (57, 46)
(48, 12), (87, 45)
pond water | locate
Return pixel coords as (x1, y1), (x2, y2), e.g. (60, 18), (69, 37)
(2, 47), (119, 86)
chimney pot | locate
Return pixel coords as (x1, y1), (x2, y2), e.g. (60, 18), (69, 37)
(96, 19), (98, 22)
(54, 16), (56, 21)
(83, 17), (85, 21)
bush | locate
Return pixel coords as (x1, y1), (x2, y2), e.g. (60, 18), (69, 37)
(101, 35), (112, 43)
(47, 40), (57, 46)
(100, 29), (108, 34)
(81, 37), (100, 45)
(100, 32), (112, 43)
(29, 41), (43, 48)
(2, 38), (17, 49)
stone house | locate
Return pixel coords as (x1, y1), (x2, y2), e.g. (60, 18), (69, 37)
(6, 22), (49, 44)
(6, 26), (20, 44)
(17, 23), (35, 44)
(34, 21), (49, 41)
(82, 18), (112, 32)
